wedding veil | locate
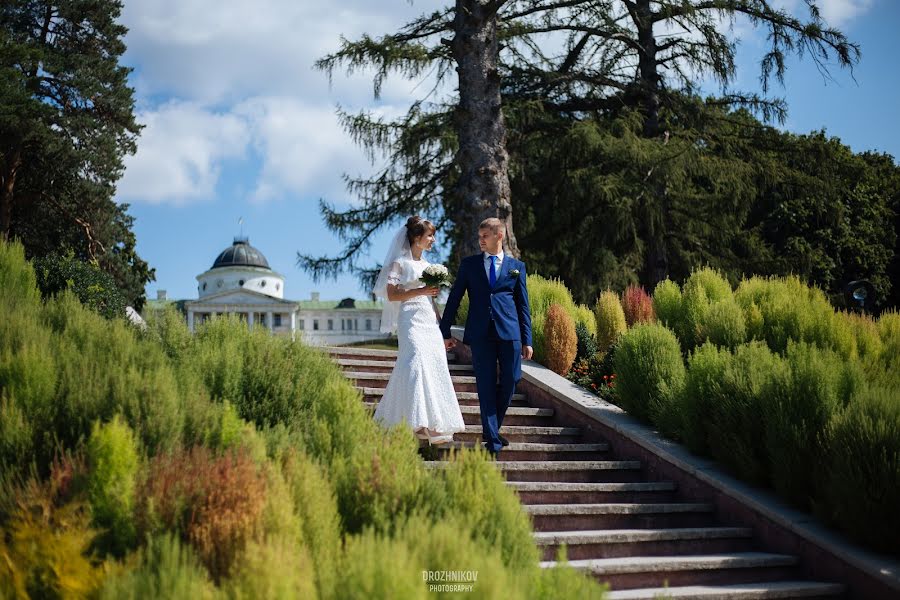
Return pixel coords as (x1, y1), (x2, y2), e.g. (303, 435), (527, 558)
(372, 225), (411, 334)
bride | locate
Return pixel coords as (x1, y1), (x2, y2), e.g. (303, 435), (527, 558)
(371, 216), (465, 445)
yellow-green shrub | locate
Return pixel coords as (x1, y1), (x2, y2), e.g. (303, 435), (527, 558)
(224, 535), (318, 600)
(544, 304), (577, 375)
(679, 343), (730, 455)
(98, 533), (216, 600)
(817, 386), (900, 554)
(702, 300), (747, 350)
(613, 324), (685, 436)
(652, 279), (682, 333)
(87, 415), (140, 555)
(594, 291), (627, 353)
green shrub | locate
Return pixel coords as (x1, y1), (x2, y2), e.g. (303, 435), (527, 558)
(702, 300), (747, 350)
(680, 343), (730, 455)
(764, 343), (863, 508)
(32, 252), (126, 320)
(423, 449), (538, 571)
(652, 279), (682, 334)
(613, 324), (685, 436)
(86, 416), (140, 554)
(574, 320), (598, 361)
(279, 449), (342, 600)
(707, 342), (786, 485)
(454, 292), (470, 326)
(594, 291), (627, 353)
(544, 304), (577, 375)
(573, 304), (597, 336)
(224, 535), (318, 600)
(679, 267), (734, 349)
(98, 533), (216, 600)
(335, 529), (425, 600)
(0, 241), (41, 311)
(527, 274), (584, 363)
(817, 386), (900, 554)
(877, 310), (900, 387)
(530, 555), (608, 600)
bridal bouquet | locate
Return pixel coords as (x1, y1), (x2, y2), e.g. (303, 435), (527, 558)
(420, 264), (452, 287)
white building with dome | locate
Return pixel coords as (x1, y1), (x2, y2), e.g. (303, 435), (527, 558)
(182, 237), (389, 346)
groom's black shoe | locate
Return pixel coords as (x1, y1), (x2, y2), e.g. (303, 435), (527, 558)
(498, 434), (510, 447)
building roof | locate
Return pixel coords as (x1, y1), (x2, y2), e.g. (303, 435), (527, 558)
(211, 237), (271, 270)
(298, 300), (383, 310)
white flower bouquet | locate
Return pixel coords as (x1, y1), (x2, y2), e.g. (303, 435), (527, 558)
(420, 264), (452, 287)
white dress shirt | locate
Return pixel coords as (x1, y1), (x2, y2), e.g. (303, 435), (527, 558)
(483, 250), (504, 282)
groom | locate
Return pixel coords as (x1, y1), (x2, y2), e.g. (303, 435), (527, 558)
(440, 218), (533, 457)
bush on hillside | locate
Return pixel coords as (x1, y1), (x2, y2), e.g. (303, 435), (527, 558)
(33, 253), (126, 320)
(544, 304), (577, 375)
(594, 291), (626, 353)
(622, 285), (655, 326)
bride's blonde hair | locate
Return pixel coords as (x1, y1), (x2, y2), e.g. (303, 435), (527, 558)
(406, 215), (436, 245)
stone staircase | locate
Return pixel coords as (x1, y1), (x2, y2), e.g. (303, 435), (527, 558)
(329, 346), (846, 600)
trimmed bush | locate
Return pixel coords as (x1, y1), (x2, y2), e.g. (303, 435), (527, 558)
(594, 291), (627, 353)
(707, 342), (786, 485)
(817, 386), (900, 554)
(679, 267), (733, 349)
(573, 304), (597, 336)
(652, 279), (682, 333)
(702, 300), (747, 350)
(544, 304), (578, 375)
(622, 285), (655, 326)
(527, 274), (585, 362)
(679, 343), (730, 455)
(98, 533), (216, 600)
(86, 415), (140, 554)
(613, 323), (685, 435)
(764, 343), (863, 508)
(224, 535), (318, 600)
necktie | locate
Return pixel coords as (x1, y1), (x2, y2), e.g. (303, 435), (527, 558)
(489, 255), (497, 287)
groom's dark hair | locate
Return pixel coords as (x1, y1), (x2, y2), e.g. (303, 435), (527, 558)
(479, 217), (504, 236)
(406, 215), (436, 244)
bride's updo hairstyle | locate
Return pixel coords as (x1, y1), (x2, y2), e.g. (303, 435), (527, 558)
(406, 215), (436, 245)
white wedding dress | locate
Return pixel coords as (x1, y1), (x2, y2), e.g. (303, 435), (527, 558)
(373, 257), (465, 444)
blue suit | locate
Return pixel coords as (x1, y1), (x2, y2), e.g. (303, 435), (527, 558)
(440, 254), (532, 453)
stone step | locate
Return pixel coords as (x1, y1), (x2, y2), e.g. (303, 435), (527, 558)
(358, 387), (529, 407)
(440, 441), (610, 462)
(604, 581), (845, 599)
(526, 502), (715, 531)
(426, 459), (643, 483)
(535, 527), (755, 561)
(456, 425), (583, 444)
(544, 553), (801, 590)
(363, 402), (554, 427)
(508, 481), (678, 505)
(337, 358), (474, 373)
(346, 371), (479, 392)
(328, 346), (460, 362)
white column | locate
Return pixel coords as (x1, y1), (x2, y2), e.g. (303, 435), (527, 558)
(247, 311), (254, 327)
(187, 309), (195, 333)
(290, 312), (296, 342)
(267, 311), (274, 332)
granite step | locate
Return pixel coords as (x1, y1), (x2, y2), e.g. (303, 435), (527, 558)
(455, 425), (583, 444)
(526, 502), (715, 531)
(508, 481), (678, 504)
(358, 387), (529, 407)
(426, 459), (643, 483)
(544, 553), (801, 590)
(346, 371), (479, 392)
(363, 402), (554, 427)
(328, 346), (459, 362)
(535, 527), (755, 561)
(336, 358), (474, 373)
(604, 581), (845, 599)
(439, 441), (610, 462)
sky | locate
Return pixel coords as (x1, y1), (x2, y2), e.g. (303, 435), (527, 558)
(115, 0), (900, 304)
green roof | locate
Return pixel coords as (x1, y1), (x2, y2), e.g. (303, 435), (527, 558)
(297, 300), (383, 310)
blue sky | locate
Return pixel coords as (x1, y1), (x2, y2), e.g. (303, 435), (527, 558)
(116, 0), (899, 304)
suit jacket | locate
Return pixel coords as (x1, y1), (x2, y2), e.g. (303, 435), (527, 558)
(440, 253), (532, 347)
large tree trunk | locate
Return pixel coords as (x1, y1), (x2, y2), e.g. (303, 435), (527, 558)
(451, 0), (519, 260)
(634, 0), (669, 287)
(1, 146), (22, 242)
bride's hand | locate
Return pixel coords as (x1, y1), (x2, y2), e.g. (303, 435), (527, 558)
(419, 286), (440, 297)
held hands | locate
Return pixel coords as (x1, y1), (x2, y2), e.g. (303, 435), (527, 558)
(419, 286), (440, 298)
(444, 338), (457, 350)
(521, 345), (534, 360)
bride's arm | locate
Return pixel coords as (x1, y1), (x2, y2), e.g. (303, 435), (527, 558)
(386, 284), (438, 302)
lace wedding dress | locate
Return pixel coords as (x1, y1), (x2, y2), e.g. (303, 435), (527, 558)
(373, 257), (465, 444)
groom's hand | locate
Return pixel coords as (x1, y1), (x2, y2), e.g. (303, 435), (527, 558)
(522, 345), (534, 361)
(444, 338), (457, 350)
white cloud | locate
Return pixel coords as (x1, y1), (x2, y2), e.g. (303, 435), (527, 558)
(117, 102), (250, 205)
(817, 0), (874, 26)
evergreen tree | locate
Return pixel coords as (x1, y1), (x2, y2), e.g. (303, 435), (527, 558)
(0, 0), (152, 309)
